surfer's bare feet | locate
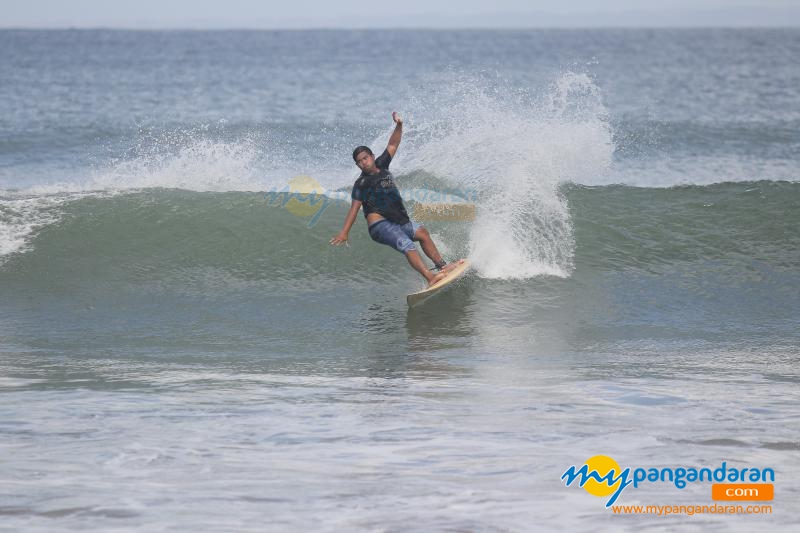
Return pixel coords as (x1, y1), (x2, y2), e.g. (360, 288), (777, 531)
(428, 272), (447, 287)
(439, 259), (463, 274)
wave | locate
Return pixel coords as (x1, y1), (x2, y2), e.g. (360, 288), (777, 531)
(569, 181), (800, 273)
(1, 182), (797, 292)
(2, 71), (615, 279)
(2, 70), (797, 284)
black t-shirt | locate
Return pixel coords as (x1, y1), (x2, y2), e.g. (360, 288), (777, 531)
(351, 149), (410, 225)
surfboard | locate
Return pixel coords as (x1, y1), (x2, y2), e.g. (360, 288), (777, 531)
(407, 259), (471, 306)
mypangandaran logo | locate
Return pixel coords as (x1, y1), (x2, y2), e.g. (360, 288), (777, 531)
(263, 175), (336, 227)
(561, 456), (775, 507)
(263, 176), (480, 228)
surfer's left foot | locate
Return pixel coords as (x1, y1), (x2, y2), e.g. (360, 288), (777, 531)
(439, 259), (463, 274)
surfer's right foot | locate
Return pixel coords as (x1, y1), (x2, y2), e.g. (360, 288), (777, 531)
(428, 272), (447, 287)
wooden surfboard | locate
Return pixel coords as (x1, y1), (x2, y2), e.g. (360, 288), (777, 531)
(407, 259), (471, 306)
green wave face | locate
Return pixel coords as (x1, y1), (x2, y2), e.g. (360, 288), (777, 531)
(2, 181), (798, 293)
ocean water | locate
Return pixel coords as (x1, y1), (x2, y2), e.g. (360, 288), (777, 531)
(1, 29), (799, 531)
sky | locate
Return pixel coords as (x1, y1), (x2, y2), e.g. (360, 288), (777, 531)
(1, 0), (799, 28)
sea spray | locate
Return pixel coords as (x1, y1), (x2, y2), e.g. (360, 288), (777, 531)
(399, 71), (614, 279)
(4, 74), (612, 273)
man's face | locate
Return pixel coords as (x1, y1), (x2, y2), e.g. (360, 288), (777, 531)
(355, 151), (377, 173)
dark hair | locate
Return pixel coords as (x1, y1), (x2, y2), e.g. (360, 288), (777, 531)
(352, 146), (373, 161)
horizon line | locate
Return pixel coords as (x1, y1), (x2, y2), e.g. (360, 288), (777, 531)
(2, 25), (800, 31)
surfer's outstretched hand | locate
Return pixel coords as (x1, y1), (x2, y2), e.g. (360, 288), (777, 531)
(330, 231), (349, 247)
(392, 111), (402, 125)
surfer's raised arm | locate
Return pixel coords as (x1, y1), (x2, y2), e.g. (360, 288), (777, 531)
(386, 112), (403, 158)
(330, 199), (361, 246)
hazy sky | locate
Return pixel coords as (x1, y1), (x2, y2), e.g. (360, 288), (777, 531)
(2, 0), (799, 28)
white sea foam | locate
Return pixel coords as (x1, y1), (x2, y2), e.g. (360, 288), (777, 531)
(0, 192), (107, 262)
(0, 132), (312, 260)
(395, 72), (614, 279)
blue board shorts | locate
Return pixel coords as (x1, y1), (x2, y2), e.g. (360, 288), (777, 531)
(368, 219), (422, 255)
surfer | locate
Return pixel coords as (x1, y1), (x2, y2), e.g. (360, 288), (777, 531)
(330, 112), (458, 287)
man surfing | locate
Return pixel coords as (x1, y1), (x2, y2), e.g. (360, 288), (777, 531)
(330, 112), (461, 287)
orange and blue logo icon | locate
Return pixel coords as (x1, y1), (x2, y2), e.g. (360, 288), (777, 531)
(562, 456), (776, 507)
